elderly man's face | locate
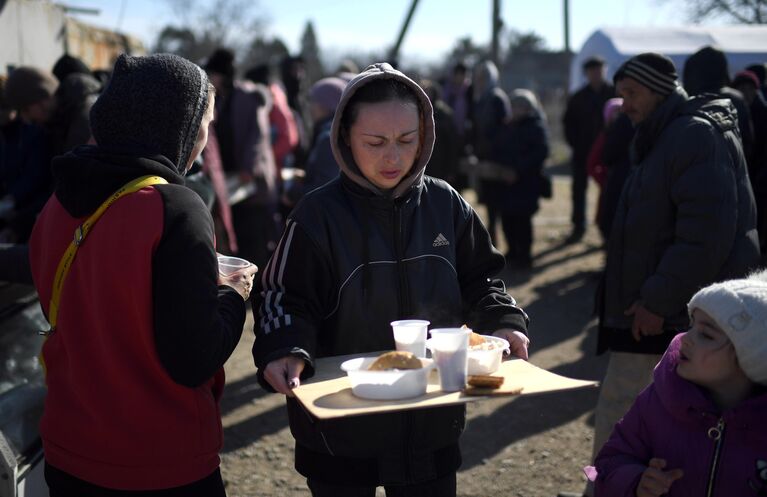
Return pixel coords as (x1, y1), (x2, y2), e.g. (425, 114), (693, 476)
(616, 77), (665, 125)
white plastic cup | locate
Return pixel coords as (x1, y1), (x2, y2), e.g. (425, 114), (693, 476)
(391, 319), (430, 358)
(217, 255), (251, 276)
(427, 328), (470, 392)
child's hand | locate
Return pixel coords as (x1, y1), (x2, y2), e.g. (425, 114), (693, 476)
(636, 458), (684, 497)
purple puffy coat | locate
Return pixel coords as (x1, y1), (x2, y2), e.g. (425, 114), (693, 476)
(593, 333), (767, 496)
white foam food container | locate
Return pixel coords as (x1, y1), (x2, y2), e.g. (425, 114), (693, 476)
(340, 356), (435, 400)
(466, 335), (510, 374)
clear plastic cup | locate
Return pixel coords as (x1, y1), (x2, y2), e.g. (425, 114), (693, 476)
(391, 319), (430, 358)
(217, 255), (251, 276)
(426, 328), (470, 392)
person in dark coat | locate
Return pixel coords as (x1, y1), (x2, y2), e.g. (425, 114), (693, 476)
(586, 98), (623, 242)
(563, 56), (614, 242)
(732, 70), (767, 260)
(253, 63), (529, 497)
(51, 54), (91, 83)
(746, 62), (767, 100)
(441, 62), (471, 147)
(592, 98), (634, 242)
(48, 71), (101, 156)
(593, 53), (760, 485)
(683, 46), (754, 163)
(204, 48), (281, 269)
(485, 89), (549, 268)
(421, 79), (461, 188)
(0, 66), (58, 243)
(470, 60), (510, 244)
(301, 76), (346, 194)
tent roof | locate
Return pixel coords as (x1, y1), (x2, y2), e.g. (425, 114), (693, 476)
(599, 25), (767, 55)
(569, 25), (767, 92)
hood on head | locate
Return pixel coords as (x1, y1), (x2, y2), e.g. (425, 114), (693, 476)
(89, 53), (210, 174)
(330, 62), (435, 199)
(683, 46), (729, 95)
(473, 60), (499, 100)
(510, 89), (543, 120)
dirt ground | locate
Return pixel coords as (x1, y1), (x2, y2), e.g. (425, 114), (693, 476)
(219, 172), (609, 497)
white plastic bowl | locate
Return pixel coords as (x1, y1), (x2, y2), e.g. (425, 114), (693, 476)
(340, 356), (434, 400)
(466, 335), (510, 374)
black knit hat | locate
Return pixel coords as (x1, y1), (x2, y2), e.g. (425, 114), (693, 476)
(614, 52), (678, 96)
(204, 48), (236, 78)
(52, 54), (92, 82)
(683, 46), (729, 95)
(746, 63), (766, 86)
(89, 53), (210, 173)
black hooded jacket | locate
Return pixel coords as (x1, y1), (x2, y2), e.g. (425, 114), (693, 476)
(253, 63), (528, 484)
(683, 46), (754, 159)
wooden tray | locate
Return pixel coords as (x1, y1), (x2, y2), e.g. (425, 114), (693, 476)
(292, 353), (598, 419)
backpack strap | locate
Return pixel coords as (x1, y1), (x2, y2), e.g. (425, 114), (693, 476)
(40, 175), (168, 336)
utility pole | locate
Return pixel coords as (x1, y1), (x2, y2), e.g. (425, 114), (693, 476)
(563, 0), (570, 53)
(389, 0), (420, 66)
(491, 0), (502, 65)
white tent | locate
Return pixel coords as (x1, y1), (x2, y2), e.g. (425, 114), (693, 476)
(569, 26), (767, 93)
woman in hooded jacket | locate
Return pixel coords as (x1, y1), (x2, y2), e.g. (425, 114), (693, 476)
(253, 63), (530, 496)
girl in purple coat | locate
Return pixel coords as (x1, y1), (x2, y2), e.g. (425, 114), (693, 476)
(591, 272), (767, 497)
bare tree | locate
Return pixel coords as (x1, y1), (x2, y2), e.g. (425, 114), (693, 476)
(155, 0), (268, 63)
(240, 36), (290, 73)
(301, 21), (325, 83)
(676, 0), (766, 24)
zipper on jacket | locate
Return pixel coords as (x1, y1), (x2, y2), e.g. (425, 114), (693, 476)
(705, 417), (726, 497)
(393, 201), (413, 482)
(393, 203), (411, 315)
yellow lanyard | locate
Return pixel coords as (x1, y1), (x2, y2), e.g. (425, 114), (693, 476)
(41, 175), (168, 335)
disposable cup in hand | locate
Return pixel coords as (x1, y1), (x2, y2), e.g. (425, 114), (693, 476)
(426, 328), (470, 392)
(391, 319), (430, 358)
(217, 255), (251, 276)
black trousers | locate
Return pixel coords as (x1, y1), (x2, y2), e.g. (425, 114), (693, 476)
(307, 472), (457, 497)
(571, 158), (588, 231)
(45, 463), (226, 497)
(501, 213), (533, 261)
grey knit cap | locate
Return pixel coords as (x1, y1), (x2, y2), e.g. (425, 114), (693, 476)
(89, 53), (210, 173)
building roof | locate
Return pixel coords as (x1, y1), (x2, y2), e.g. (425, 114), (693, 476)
(569, 25), (767, 92)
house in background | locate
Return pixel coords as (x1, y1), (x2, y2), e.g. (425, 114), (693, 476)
(0, 0), (145, 76)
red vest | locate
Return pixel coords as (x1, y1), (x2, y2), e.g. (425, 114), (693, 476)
(30, 188), (223, 490)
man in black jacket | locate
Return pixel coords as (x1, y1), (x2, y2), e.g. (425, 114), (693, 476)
(591, 53), (760, 494)
(563, 56), (614, 242)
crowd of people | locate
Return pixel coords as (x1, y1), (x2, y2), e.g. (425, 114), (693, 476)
(0, 43), (766, 497)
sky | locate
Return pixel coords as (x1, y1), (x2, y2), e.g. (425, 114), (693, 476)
(68, 0), (728, 65)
